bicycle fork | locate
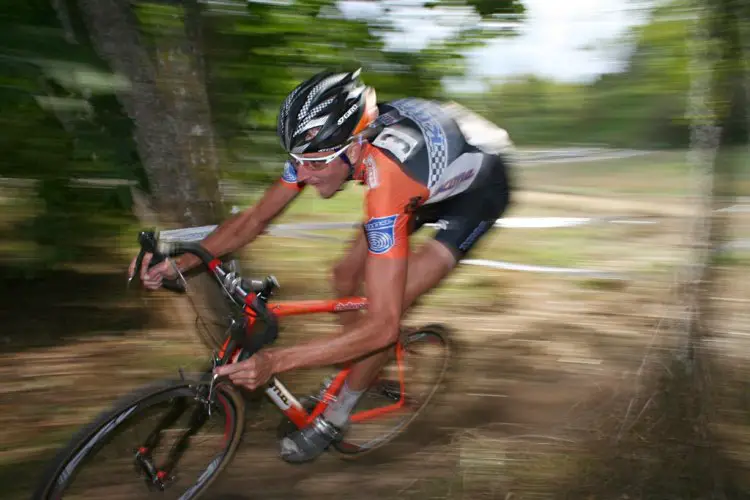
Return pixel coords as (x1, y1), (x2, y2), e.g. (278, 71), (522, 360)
(134, 394), (210, 490)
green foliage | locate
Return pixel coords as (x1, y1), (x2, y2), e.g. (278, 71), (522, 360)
(468, 76), (590, 145)
(582, 2), (692, 147)
(470, 0), (747, 149)
(184, 0), (526, 184)
(0, 0), (141, 268)
(1, 0), (528, 269)
(471, 1), (695, 148)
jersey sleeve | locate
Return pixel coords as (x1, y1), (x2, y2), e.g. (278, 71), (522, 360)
(362, 149), (429, 259)
(279, 160), (306, 192)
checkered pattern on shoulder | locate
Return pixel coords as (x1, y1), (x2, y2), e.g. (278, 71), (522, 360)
(388, 98), (448, 188)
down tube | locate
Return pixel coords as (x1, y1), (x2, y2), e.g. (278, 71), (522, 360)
(266, 377), (308, 428)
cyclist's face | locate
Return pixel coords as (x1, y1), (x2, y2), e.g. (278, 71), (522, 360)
(294, 153), (351, 199)
(293, 131), (364, 198)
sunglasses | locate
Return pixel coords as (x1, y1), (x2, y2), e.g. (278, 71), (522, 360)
(289, 142), (353, 171)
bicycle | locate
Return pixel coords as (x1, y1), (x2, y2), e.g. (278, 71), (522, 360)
(34, 230), (452, 499)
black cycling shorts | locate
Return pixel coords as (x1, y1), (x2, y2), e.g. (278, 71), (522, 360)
(410, 154), (511, 259)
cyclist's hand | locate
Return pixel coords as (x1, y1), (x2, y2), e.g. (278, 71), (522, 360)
(128, 252), (177, 290)
(214, 351), (274, 391)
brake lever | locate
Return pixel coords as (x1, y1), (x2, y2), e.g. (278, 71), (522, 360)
(127, 248), (147, 289)
(149, 251), (187, 294)
(128, 230), (186, 293)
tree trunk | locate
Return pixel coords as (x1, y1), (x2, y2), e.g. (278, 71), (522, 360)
(737, 1), (750, 145)
(75, 0), (233, 350)
(680, 0), (747, 368)
(76, 0), (225, 226)
(678, 0), (722, 371)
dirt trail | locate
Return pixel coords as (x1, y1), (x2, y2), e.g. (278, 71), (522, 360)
(2, 269), (676, 499)
(190, 281), (668, 499)
(4, 191), (748, 499)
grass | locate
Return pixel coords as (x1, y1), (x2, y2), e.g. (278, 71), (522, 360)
(517, 147), (750, 200)
(225, 162), (695, 314)
(516, 150), (693, 198)
(715, 250), (750, 268)
(2, 149), (707, 288)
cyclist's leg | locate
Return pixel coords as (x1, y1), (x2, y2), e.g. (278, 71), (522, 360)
(284, 240), (469, 460)
(347, 153), (511, 391)
(282, 155), (511, 462)
(331, 207), (456, 391)
(345, 240), (457, 391)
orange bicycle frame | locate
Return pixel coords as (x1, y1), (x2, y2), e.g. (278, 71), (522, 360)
(217, 295), (408, 429)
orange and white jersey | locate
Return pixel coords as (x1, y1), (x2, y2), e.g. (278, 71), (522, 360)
(279, 98), (512, 258)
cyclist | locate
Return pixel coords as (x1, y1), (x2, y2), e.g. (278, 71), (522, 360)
(129, 68), (513, 463)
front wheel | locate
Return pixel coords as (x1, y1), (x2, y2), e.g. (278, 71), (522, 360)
(333, 323), (452, 457)
(34, 378), (244, 499)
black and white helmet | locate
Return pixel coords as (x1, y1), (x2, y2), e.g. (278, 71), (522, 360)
(277, 69), (373, 154)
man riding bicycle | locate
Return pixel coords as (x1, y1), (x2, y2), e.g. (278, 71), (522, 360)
(130, 68), (512, 463)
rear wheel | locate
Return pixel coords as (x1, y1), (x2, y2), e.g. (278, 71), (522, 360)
(333, 323), (452, 457)
(34, 378), (244, 499)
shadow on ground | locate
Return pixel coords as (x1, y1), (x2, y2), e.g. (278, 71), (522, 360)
(0, 267), (152, 353)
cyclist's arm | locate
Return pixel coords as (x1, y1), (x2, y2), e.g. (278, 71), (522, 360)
(267, 152), (427, 372)
(174, 176), (302, 273)
(268, 252), (407, 373)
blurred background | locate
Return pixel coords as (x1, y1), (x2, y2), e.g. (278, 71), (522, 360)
(1, 0), (749, 498)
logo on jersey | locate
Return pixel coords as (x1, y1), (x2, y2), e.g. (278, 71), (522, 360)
(434, 168), (475, 195)
(364, 214), (398, 254)
(282, 161), (298, 183)
(373, 126), (420, 163)
(364, 155), (380, 189)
